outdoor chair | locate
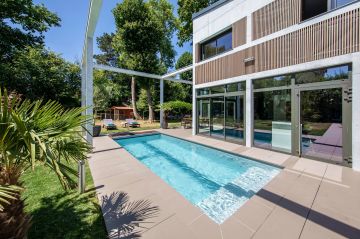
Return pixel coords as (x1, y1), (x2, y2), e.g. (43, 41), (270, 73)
(102, 119), (117, 130)
(181, 115), (192, 129)
(124, 118), (141, 128)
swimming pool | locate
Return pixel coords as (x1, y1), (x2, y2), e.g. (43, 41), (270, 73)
(115, 134), (281, 224)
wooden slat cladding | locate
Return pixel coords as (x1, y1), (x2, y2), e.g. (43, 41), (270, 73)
(195, 9), (360, 85)
(252, 0), (301, 40)
(232, 17), (247, 47)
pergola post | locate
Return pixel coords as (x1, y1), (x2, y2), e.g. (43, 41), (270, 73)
(85, 36), (94, 145)
(160, 79), (164, 128)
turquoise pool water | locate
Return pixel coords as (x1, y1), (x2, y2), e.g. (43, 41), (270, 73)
(115, 134), (280, 224)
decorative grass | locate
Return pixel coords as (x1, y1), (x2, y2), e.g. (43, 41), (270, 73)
(21, 162), (107, 239)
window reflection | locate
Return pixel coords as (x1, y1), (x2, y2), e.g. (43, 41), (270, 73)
(201, 30), (232, 60)
(295, 65), (349, 84)
(254, 90), (292, 153)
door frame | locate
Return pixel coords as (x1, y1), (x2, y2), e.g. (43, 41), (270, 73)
(196, 91), (246, 145)
(293, 80), (352, 165)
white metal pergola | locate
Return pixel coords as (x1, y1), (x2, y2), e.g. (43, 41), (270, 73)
(81, 0), (193, 145)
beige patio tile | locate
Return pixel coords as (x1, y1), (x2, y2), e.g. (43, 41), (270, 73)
(233, 198), (273, 232)
(252, 206), (305, 239)
(290, 158), (328, 177)
(158, 195), (204, 226)
(282, 174), (322, 208)
(300, 219), (348, 239)
(220, 216), (254, 239)
(142, 215), (198, 239)
(311, 180), (360, 224)
(231, 146), (250, 154)
(262, 169), (301, 196)
(189, 215), (222, 239)
(323, 163), (344, 182)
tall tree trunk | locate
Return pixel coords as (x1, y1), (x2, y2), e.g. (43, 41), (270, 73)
(131, 77), (142, 120)
(145, 85), (154, 123)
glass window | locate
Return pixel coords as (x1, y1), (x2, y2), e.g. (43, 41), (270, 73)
(302, 0), (356, 21)
(225, 96), (244, 143)
(302, 0), (327, 21)
(226, 82), (246, 92)
(253, 89), (292, 153)
(253, 75), (292, 89)
(197, 99), (210, 135)
(197, 88), (210, 96)
(210, 85), (225, 94)
(201, 30), (232, 60)
(295, 65), (349, 85)
(203, 41), (217, 59)
(332, 0), (355, 8)
(217, 32), (232, 53)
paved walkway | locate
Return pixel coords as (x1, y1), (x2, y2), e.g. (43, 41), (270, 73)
(88, 129), (360, 239)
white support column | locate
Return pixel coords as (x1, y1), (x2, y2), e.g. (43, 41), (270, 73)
(192, 86), (197, 135)
(85, 37), (94, 145)
(192, 42), (196, 135)
(245, 78), (253, 147)
(160, 79), (164, 128)
(352, 53), (360, 171)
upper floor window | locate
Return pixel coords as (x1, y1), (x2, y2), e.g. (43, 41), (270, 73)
(201, 30), (232, 60)
(302, 0), (356, 21)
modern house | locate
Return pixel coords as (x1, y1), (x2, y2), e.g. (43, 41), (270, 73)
(191, 0), (360, 170)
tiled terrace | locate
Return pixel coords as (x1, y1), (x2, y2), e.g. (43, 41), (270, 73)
(88, 129), (360, 239)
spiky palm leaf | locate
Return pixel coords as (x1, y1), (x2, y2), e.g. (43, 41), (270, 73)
(0, 88), (91, 237)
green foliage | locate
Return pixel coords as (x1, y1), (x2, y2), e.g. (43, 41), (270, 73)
(160, 100), (192, 114)
(112, 0), (177, 121)
(93, 70), (130, 112)
(165, 52), (193, 102)
(1, 47), (81, 108)
(177, 0), (215, 45)
(0, 0), (60, 63)
(94, 33), (118, 67)
(0, 89), (91, 191)
(21, 162), (107, 239)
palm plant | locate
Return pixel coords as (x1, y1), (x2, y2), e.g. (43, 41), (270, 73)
(0, 89), (91, 238)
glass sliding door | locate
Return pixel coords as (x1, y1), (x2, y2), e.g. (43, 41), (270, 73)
(253, 89), (292, 153)
(299, 88), (343, 163)
(225, 95), (244, 143)
(197, 98), (210, 135)
(210, 97), (225, 139)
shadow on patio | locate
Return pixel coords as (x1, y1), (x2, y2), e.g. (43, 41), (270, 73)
(101, 192), (160, 239)
(257, 189), (360, 238)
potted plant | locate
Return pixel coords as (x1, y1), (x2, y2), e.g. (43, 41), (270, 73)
(93, 116), (101, 137)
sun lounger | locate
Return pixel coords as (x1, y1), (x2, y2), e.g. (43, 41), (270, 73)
(102, 119), (117, 130)
(124, 118), (141, 128)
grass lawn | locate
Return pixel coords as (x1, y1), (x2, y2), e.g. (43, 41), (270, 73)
(21, 161), (107, 239)
(96, 119), (182, 134)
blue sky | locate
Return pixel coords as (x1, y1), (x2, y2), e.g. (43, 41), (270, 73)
(33, 0), (192, 63)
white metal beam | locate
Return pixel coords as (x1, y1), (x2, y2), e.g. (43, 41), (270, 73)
(94, 64), (193, 84)
(162, 65), (193, 79)
(94, 64), (162, 80)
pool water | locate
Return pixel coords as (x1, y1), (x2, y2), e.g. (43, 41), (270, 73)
(115, 134), (280, 224)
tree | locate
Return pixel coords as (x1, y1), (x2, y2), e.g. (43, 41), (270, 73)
(160, 100), (192, 128)
(0, 89), (91, 238)
(177, 0), (216, 46)
(1, 47), (81, 108)
(112, 0), (177, 122)
(0, 0), (60, 71)
(94, 33), (118, 67)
